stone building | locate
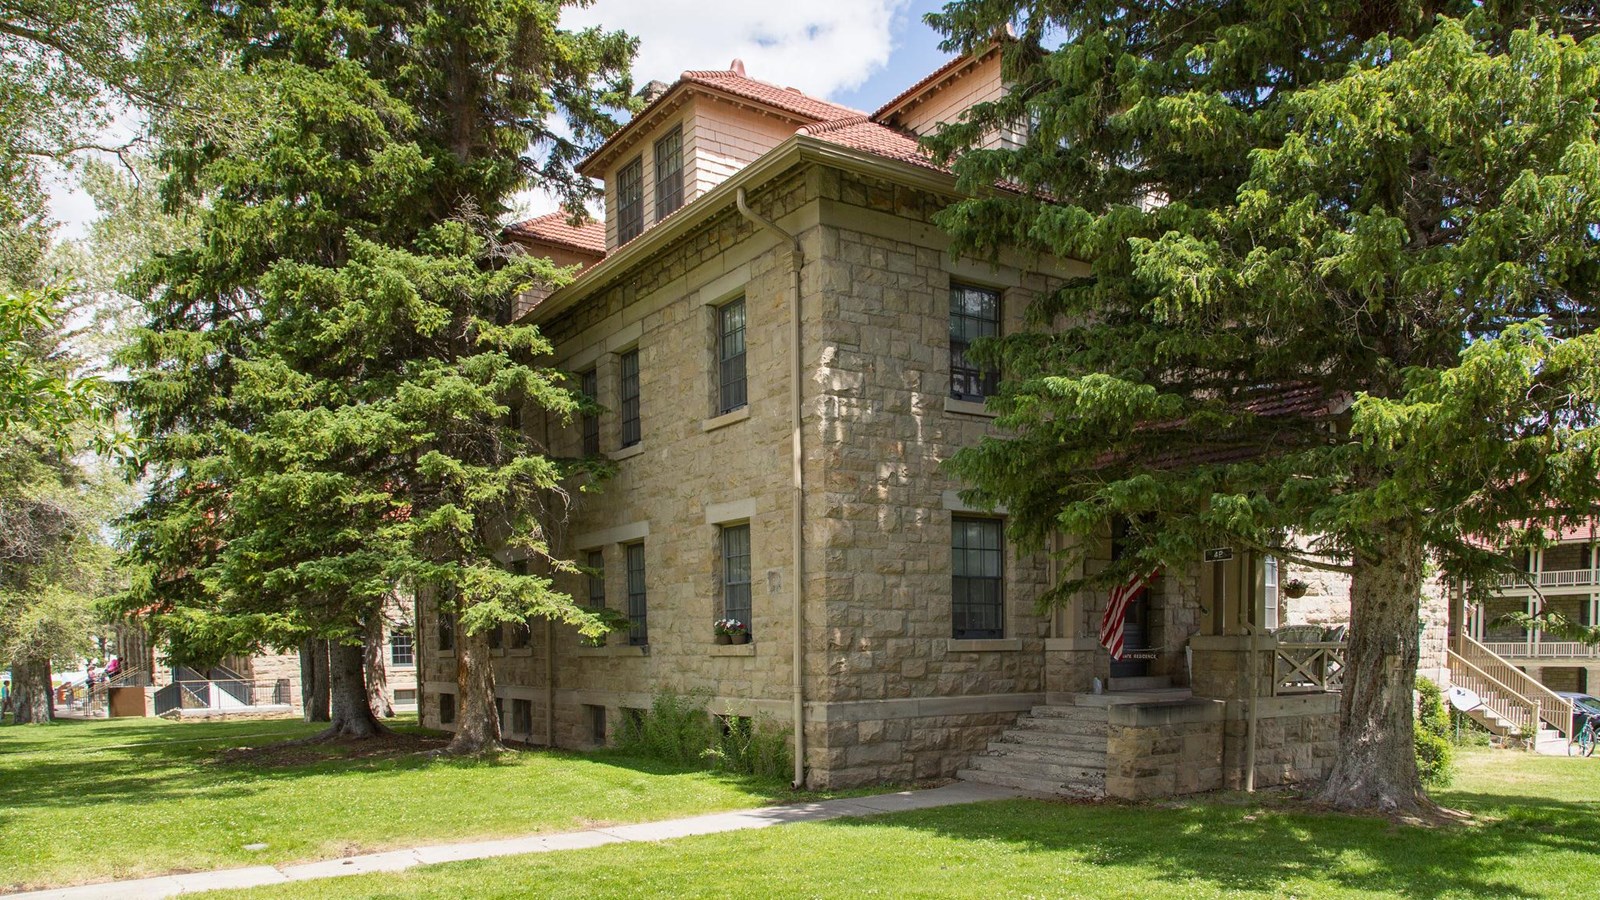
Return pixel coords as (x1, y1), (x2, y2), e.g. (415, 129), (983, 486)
(415, 48), (1349, 796)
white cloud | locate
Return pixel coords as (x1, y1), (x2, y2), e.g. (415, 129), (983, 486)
(564, 0), (909, 102)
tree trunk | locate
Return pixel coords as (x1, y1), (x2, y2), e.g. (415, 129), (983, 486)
(299, 638), (330, 723)
(364, 616), (393, 718)
(446, 626), (503, 754)
(1315, 523), (1431, 815)
(318, 640), (388, 739)
(11, 656), (53, 725)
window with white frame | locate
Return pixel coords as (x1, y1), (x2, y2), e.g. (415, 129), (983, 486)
(390, 629), (414, 667)
(1264, 556), (1280, 630)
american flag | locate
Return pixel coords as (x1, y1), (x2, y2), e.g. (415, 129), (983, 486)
(1100, 569), (1157, 660)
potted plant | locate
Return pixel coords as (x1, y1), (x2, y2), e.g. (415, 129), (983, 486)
(715, 618), (749, 645)
(1283, 578), (1310, 599)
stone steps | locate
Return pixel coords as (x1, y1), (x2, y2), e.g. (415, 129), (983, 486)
(956, 765), (1105, 798)
(958, 702), (1110, 798)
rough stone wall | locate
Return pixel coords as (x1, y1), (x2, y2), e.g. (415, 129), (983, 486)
(1106, 700), (1225, 800)
(1220, 695), (1341, 790)
(417, 164), (1080, 787)
(1281, 562), (1451, 688)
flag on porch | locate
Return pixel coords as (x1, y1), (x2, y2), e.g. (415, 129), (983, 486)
(1100, 569), (1158, 660)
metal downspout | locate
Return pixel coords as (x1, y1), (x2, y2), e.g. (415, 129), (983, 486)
(735, 187), (806, 789)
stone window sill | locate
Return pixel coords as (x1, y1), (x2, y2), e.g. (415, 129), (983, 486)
(506, 647), (533, 657)
(576, 644), (648, 658)
(709, 643), (756, 657)
(608, 443), (645, 461)
(948, 638), (1022, 652)
(944, 397), (997, 418)
(702, 406), (750, 432)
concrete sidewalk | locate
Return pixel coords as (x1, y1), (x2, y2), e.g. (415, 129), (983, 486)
(11, 782), (1025, 899)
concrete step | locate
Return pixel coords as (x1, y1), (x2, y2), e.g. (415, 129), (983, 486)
(1029, 704), (1111, 721)
(991, 729), (1107, 754)
(1059, 688), (1194, 708)
(965, 752), (1106, 783)
(957, 767), (1105, 799)
(1108, 676), (1171, 691)
(953, 759), (1107, 794)
(978, 743), (1107, 770)
(1015, 716), (1109, 738)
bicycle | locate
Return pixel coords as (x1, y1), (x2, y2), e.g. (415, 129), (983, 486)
(1570, 714), (1598, 757)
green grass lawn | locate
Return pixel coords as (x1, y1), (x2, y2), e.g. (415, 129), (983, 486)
(196, 748), (1600, 900)
(0, 715), (844, 892)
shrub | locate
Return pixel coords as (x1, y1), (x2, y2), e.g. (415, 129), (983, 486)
(1415, 677), (1454, 788)
(615, 690), (793, 780)
(708, 714), (793, 780)
(615, 689), (716, 766)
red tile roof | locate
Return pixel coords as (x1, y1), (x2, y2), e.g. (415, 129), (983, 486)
(680, 69), (863, 122)
(799, 116), (947, 174)
(505, 212), (606, 256)
(580, 67), (863, 175)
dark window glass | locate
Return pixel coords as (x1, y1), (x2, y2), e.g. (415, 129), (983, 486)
(721, 524), (752, 636)
(486, 622), (503, 650)
(510, 619), (531, 650)
(439, 692), (456, 725)
(587, 549), (606, 608)
(949, 283), (1001, 401)
(718, 298), (747, 414)
(390, 630), (414, 667)
(619, 350), (641, 447)
(626, 542), (648, 645)
(438, 612), (455, 652)
(617, 156), (644, 243)
(952, 517), (1004, 639)
(588, 704), (607, 744)
(654, 126), (684, 220)
(513, 698), (533, 736)
(580, 369), (600, 456)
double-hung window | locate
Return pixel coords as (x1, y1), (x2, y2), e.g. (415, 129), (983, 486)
(437, 611), (455, 652)
(654, 126), (684, 220)
(626, 542), (648, 645)
(616, 156), (644, 244)
(586, 549), (606, 609)
(580, 369), (599, 456)
(721, 525), (752, 636)
(1264, 556), (1280, 630)
(718, 298), (747, 413)
(619, 350), (641, 447)
(952, 517), (1004, 639)
(390, 630), (414, 667)
(949, 283), (1001, 401)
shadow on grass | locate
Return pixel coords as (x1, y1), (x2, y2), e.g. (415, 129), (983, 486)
(821, 787), (1598, 900)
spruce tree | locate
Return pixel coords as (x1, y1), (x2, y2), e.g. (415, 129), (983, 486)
(123, 0), (633, 747)
(931, 3), (1600, 812)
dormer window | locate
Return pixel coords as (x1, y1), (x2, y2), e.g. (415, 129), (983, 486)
(654, 126), (684, 220)
(617, 156), (644, 244)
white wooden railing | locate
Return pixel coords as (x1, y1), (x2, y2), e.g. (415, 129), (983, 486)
(1449, 635), (1573, 740)
(1495, 568), (1598, 589)
(1483, 641), (1600, 661)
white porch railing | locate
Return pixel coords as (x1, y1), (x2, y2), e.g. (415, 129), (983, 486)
(1494, 568), (1598, 589)
(1483, 641), (1600, 660)
(1274, 641), (1346, 695)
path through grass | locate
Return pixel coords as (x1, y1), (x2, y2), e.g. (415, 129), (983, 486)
(0, 716), (838, 892)
(199, 748), (1600, 899)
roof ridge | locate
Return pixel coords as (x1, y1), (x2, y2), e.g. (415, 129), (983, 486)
(797, 114), (872, 136)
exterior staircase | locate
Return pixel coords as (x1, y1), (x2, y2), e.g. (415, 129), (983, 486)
(1447, 634), (1574, 749)
(957, 684), (1191, 798)
(958, 700), (1110, 798)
